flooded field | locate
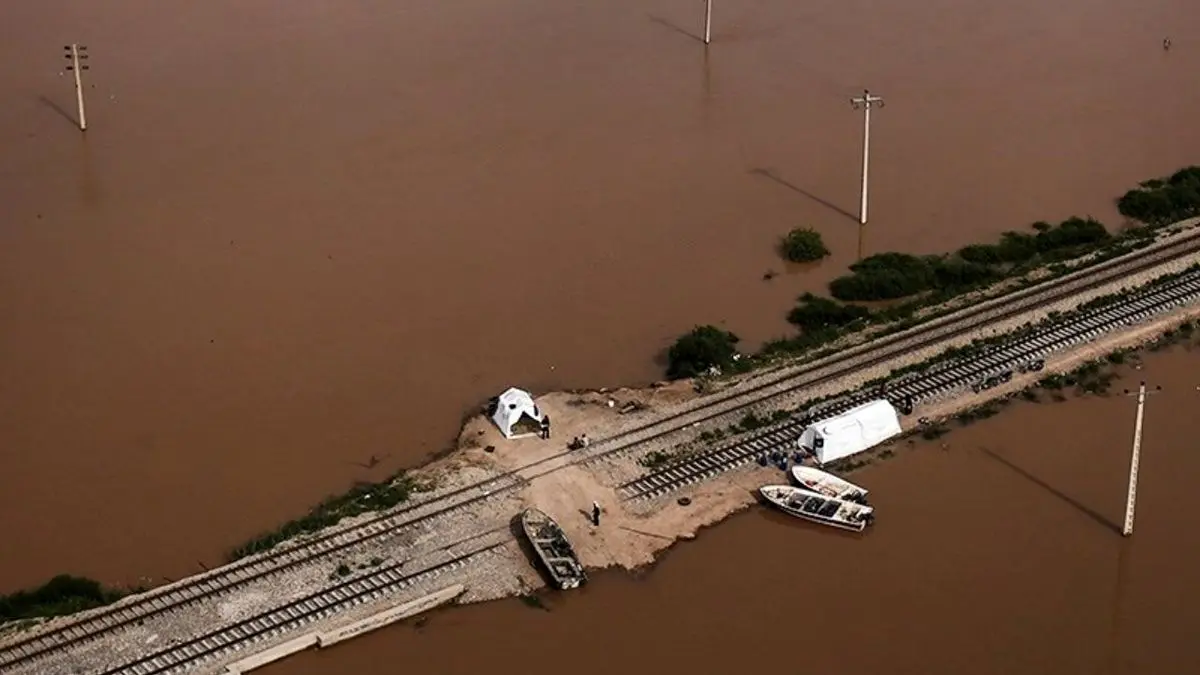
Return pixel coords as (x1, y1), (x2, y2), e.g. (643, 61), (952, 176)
(2, 0), (1198, 589)
(266, 347), (1200, 675)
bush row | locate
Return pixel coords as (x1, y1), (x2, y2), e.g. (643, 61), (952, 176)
(665, 166), (1200, 379)
(829, 216), (1109, 302)
(1, 575), (141, 622)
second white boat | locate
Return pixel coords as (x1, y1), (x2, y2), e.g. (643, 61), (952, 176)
(790, 465), (870, 504)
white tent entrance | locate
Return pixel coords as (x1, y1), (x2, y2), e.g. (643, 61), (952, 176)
(488, 387), (545, 439)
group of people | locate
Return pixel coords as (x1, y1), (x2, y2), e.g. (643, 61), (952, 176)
(540, 417), (596, 454)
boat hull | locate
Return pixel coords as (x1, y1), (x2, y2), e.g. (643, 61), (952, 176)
(759, 485), (874, 533)
(789, 465), (870, 504)
(520, 508), (587, 590)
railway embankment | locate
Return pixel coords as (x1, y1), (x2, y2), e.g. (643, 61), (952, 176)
(6, 244), (1200, 675)
(3, 169), (1199, 675)
(22, 282), (1200, 675)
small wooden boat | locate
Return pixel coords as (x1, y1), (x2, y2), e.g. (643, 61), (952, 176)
(759, 485), (875, 533)
(790, 465), (870, 504)
(520, 508), (587, 590)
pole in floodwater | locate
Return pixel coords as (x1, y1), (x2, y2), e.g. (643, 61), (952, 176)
(703, 0), (712, 45)
(850, 89), (885, 225)
(63, 44), (90, 131)
(1121, 381), (1160, 537)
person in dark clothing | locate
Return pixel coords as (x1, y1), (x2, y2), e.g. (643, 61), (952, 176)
(540, 415), (551, 439)
(592, 500), (601, 526)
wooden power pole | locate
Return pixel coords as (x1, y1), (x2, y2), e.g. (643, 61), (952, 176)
(64, 44), (90, 131)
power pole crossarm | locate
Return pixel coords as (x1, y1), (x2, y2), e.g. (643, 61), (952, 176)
(63, 44), (90, 131)
(850, 89), (884, 225)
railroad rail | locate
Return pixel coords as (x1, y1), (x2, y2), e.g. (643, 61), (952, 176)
(4, 228), (1200, 671)
(100, 536), (507, 675)
(616, 267), (1200, 502)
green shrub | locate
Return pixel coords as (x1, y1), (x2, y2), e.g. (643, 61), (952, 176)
(829, 217), (1112, 302)
(1034, 216), (1109, 251)
(1118, 167), (1200, 226)
(786, 293), (870, 331)
(0, 575), (136, 621)
(830, 253), (936, 301)
(666, 325), (740, 379)
(779, 227), (830, 263)
(931, 258), (999, 290)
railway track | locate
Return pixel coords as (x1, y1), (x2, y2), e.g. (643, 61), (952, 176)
(100, 535), (508, 675)
(579, 231), (1200, 463)
(4, 230), (1199, 671)
(616, 267), (1200, 502)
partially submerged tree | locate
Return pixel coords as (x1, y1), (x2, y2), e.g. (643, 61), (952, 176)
(666, 325), (740, 379)
(779, 227), (830, 263)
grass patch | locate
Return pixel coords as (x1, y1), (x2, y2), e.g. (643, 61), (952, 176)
(519, 594), (549, 611)
(228, 470), (421, 561)
(731, 411), (770, 433)
(955, 399), (1008, 425)
(639, 450), (679, 469)
(921, 424), (949, 440)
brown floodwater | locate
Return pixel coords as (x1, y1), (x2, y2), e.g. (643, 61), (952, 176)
(1, 0), (1198, 589)
(266, 347), (1200, 675)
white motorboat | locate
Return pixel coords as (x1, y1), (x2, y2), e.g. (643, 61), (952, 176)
(759, 485), (875, 532)
(790, 465), (869, 504)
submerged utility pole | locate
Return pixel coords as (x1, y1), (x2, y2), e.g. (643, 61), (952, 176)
(850, 89), (884, 225)
(64, 44), (90, 131)
(703, 0), (713, 45)
(1121, 381), (1161, 536)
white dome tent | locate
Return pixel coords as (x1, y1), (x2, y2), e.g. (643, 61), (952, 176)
(489, 387), (545, 439)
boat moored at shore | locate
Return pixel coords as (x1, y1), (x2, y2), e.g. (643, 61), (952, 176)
(790, 465), (870, 504)
(520, 508), (587, 590)
(759, 485), (875, 532)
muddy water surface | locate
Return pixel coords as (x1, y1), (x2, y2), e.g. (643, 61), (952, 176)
(267, 348), (1200, 675)
(2, 0), (1199, 587)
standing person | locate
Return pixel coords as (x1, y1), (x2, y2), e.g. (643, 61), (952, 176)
(592, 500), (601, 526)
(542, 414), (551, 439)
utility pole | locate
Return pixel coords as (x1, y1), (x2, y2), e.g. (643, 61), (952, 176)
(1121, 381), (1161, 537)
(63, 44), (90, 131)
(703, 0), (712, 45)
(850, 89), (884, 225)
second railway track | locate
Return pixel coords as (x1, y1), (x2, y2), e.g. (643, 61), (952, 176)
(616, 266), (1200, 502)
(5, 228), (1200, 671)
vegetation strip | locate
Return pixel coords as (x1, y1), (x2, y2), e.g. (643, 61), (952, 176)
(671, 166), (1200, 379)
(635, 262), (1200, 477)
